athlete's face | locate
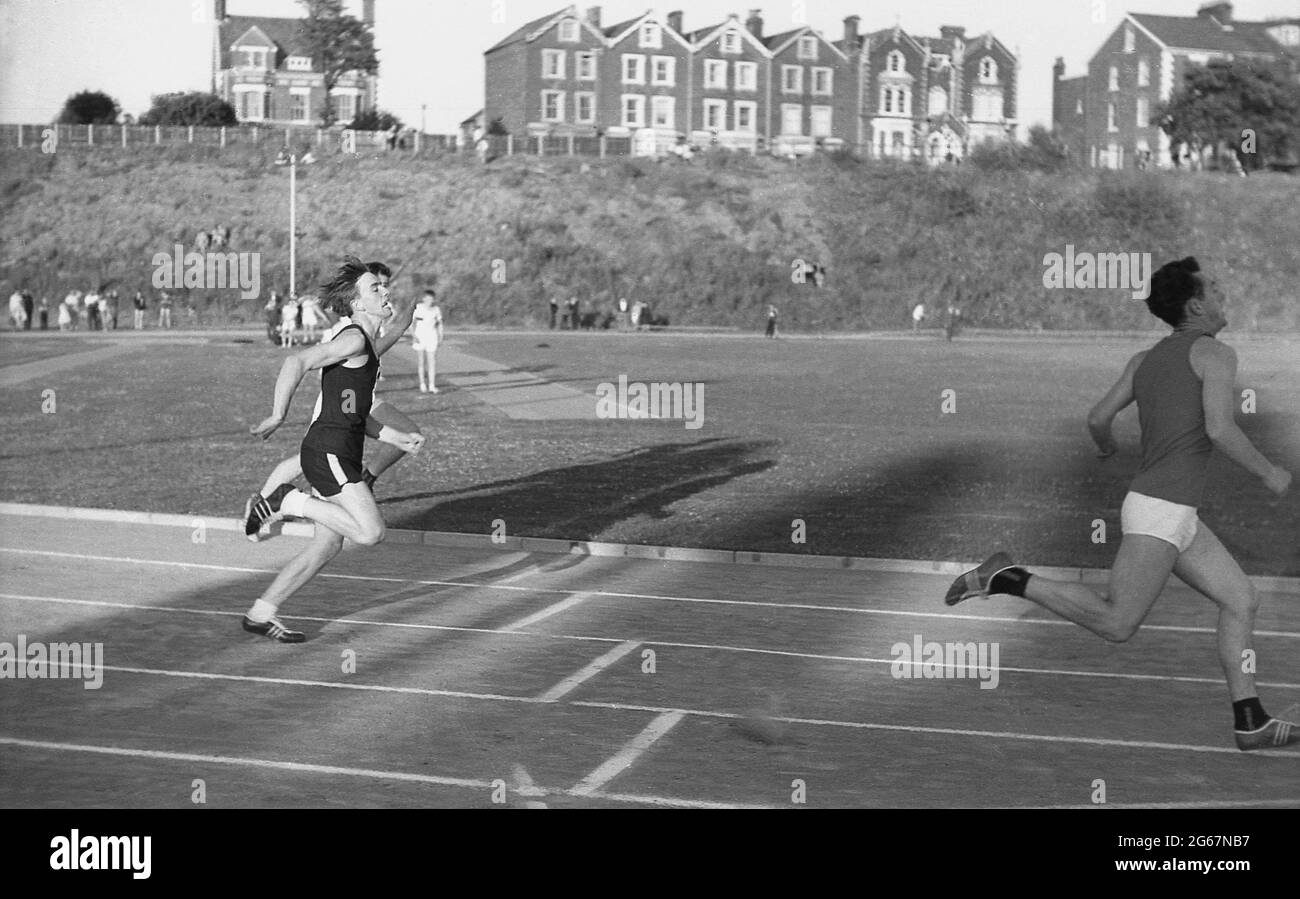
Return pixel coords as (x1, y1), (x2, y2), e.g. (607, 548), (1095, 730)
(1195, 275), (1229, 333)
(353, 272), (393, 320)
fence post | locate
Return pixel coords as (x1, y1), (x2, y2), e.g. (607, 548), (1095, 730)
(568, 134), (575, 156)
(253, 126), (259, 143)
(415, 130), (422, 153)
(89, 124), (94, 146)
(285, 128), (291, 147)
(599, 135), (606, 158)
(16, 125), (21, 148)
(122, 124), (127, 148)
(187, 125), (193, 143)
(537, 135), (543, 156)
(316, 128), (322, 146)
(506, 134), (513, 156)
(220, 126), (226, 147)
(155, 125), (161, 144)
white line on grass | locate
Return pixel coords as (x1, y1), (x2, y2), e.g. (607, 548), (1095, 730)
(5, 547), (1299, 639)
(5, 593), (1300, 691)
(503, 592), (594, 631)
(537, 641), (642, 702)
(570, 711), (685, 796)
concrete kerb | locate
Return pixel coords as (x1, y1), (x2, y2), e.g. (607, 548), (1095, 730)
(1, 502), (1296, 595)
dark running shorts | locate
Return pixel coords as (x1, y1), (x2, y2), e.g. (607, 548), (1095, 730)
(301, 446), (363, 498)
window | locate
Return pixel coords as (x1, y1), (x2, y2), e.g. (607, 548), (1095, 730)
(542, 49), (564, 79)
(651, 56), (675, 86)
(622, 95), (645, 127)
(558, 18), (578, 42)
(980, 57), (997, 83)
(973, 88), (1000, 120)
(798, 36), (817, 60)
(704, 59), (727, 89)
(735, 61), (757, 90)
(238, 48), (267, 69)
(622, 55), (645, 84)
(812, 67), (832, 95)
(640, 23), (662, 48)
(734, 101), (756, 132)
(928, 85), (948, 115)
(235, 88), (266, 121)
(1108, 65), (1118, 91)
(782, 65), (803, 94)
(1076, 98), (1083, 114)
(721, 30), (741, 54)
(1107, 101), (1117, 132)
(287, 55), (312, 71)
(1136, 96), (1149, 128)
(576, 51), (596, 80)
(542, 90), (564, 122)
(289, 90), (309, 122)
(881, 86), (909, 115)
(781, 104), (802, 135)
(332, 92), (355, 123)
(1123, 25), (1134, 53)
(1137, 58), (1149, 87)
(811, 106), (832, 137)
(703, 99), (726, 130)
(1274, 25), (1300, 46)
(575, 92), (595, 123)
(651, 95), (674, 127)
(887, 50), (904, 73)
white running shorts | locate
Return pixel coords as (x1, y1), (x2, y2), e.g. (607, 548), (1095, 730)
(1120, 490), (1199, 552)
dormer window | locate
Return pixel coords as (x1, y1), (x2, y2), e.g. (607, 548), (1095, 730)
(558, 18), (579, 42)
(721, 30), (741, 54)
(287, 55), (312, 71)
(237, 48), (268, 69)
(887, 50), (904, 73)
(980, 57), (997, 83)
(640, 23), (662, 48)
(797, 36), (817, 60)
(1123, 25), (1135, 53)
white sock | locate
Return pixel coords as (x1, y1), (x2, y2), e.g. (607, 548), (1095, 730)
(280, 489), (308, 518)
(246, 599), (279, 623)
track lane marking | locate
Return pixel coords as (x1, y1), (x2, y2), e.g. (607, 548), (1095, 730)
(570, 711), (685, 795)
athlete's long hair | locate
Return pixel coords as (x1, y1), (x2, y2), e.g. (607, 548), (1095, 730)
(1147, 257), (1203, 326)
(319, 256), (370, 316)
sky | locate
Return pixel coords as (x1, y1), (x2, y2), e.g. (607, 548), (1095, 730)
(1, 0), (1296, 135)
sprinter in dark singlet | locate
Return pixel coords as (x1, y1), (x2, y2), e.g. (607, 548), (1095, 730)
(242, 256), (424, 642)
(946, 257), (1295, 750)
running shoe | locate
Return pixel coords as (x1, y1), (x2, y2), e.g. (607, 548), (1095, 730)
(945, 552), (1016, 606)
(1235, 717), (1299, 751)
(242, 616), (305, 644)
(243, 484), (294, 540)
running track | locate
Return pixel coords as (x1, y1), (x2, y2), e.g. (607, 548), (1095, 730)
(1, 511), (1296, 809)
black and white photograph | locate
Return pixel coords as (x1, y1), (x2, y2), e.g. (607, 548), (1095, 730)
(0, 0), (1297, 878)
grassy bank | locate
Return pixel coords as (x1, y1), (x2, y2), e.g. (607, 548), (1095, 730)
(1, 144), (1297, 331)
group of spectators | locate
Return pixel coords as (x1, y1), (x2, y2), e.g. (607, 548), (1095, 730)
(263, 290), (328, 346)
(548, 296), (656, 331)
(8, 287), (174, 331)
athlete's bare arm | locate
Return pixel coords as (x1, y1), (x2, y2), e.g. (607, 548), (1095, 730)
(1086, 350), (1145, 458)
(249, 330), (367, 440)
(1194, 339), (1291, 495)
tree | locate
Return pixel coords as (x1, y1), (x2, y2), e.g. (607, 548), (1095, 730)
(487, 117), (509, 137)
(1157, 59), (1300, 171)
(349, 108), (403, 132)
(139, 92), (237, 127)
(57, 90), (120, 125)
(296, 0), (378, 127)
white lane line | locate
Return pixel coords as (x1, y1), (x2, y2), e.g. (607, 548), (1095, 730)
(0, 736), (770, 808)
(6, 592), (1300, 691)
(570, 711), (685, 796)
(537, 641), (642, 702)
(503, 592), (594, 632)
(1024, 798), (1300, 810)
(6, 546), (1299, 639)
(5, 662), (1296, 759)
(570, 700), (1300, 758)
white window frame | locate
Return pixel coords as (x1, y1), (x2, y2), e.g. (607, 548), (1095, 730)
(812, 67), (832, 95)
(782, 65), (803, 94)
(542, 49), (565, 79)
(558, 18), (579, 43)
(640, 23), (662, 49)
(810, 105), (832, 138)
(980, 57), (997, 83)
(541, 90), (565, 122)
(704, 59), (727, 89)
(622, 54), (645, 85)
(233, 86), (267, 122)
(1123, 25), (1135, 53)
(702, 98), (726, 130)
(287, 55), (312, 71)
(797, 36), (818, 60)
(331, 91), (356, 123)
(1136, 96), (1149, 128)
(650, 95), (675, 128)
(1108, 65), (1118, 91)
(651, 56), (676, 86)
(1076, 98), (1083, 115)
(1107, 101), (1117, 132)
(721, 30), (741, 54)
(1137, 57), (1149, 87)
(881, 86), (909, 116)
(235, 47), (268, 70)
(574, 91), (595, 124)
(576, 51), (597, 80)
(887, 50), (904, 73)
(622, 94), (646, 128)
(735, 61), (757, 91)
(289, 88), (310, 122)
(781, 103), (803, 136)
(734, 100), (757, 133)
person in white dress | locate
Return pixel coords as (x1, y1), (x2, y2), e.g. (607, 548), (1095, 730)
(411, 290), (443, 393)
(299, 295), (324, 343)
(279, 297), (299, 347)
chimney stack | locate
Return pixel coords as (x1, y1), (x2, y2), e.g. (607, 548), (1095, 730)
(362, 0), (374, 26)
(843, 15), (859, 49)
(1053, 56), (1065, 80)
(746, 9), (763, 39)
(667, 10), (683, 35)
(939, 25), (965, 41)
(585, 6), (601, 28)
(214, 0), (226, 20)
(1196, 2), (1233, 25)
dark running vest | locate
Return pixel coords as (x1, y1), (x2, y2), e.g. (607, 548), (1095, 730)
(1129, 328), (1215, 508)
(302, 324), (379, 461)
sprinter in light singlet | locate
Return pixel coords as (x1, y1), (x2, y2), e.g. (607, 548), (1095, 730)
(946, 257), (1295, 751)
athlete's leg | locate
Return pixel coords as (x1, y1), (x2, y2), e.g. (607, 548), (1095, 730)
(284, 480), (384, 546)
(427, 348), (439, 392)
(366, 402), (420, 480)
(1018, 534), (1178, 642)
(260, 454), (304, 499)
(249, 521), (346, 615)
(416, 349), (428, 391)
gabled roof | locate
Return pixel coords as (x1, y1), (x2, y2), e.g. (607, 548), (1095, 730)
(865, 27), (928, 56)
(689, 16), (769, 55)
(485, 5), (603, 53)
(603, 15), (643, 40)
(963, 32), (1016, 63)
(765, 26), (849, 61)
(220, 16), (308, 68)
(1129, 13), (1282, 56)
(604, 11), (693, 49)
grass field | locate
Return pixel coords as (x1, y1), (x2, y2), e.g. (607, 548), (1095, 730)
(2, 329), (1296, 574)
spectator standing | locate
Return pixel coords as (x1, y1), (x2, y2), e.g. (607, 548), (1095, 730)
(265, 290), (282, 342)
(132, 290), (147, 329)
(37, 295), (49, 330)
(945, 303), (962, 342)
(549, 297), (558, 330)
(912, 302), (925, 332)
(157, 289), (173, 329)
(411, 289), (444, 393)
(57, 297), (73, 330)
(630, 300), (645, 331)
(617, 297), (629, 331)
(567, 296), (579, 330)
(765, 304), (779, 338)
(21, 290), (34, 329)
(279, 296), (299, 347)
(7, 289), (26, 330)
(85, 288), (102, 330)
(300, 295), (324, 343)
(63, 291), (81, 330)
(99, 291), (113, 330)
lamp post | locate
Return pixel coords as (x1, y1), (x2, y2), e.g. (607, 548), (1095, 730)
(289, 152), (297, 299)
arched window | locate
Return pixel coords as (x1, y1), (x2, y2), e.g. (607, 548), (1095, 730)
(887, 50), (904, 74)
(979, 57), (997, 83)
